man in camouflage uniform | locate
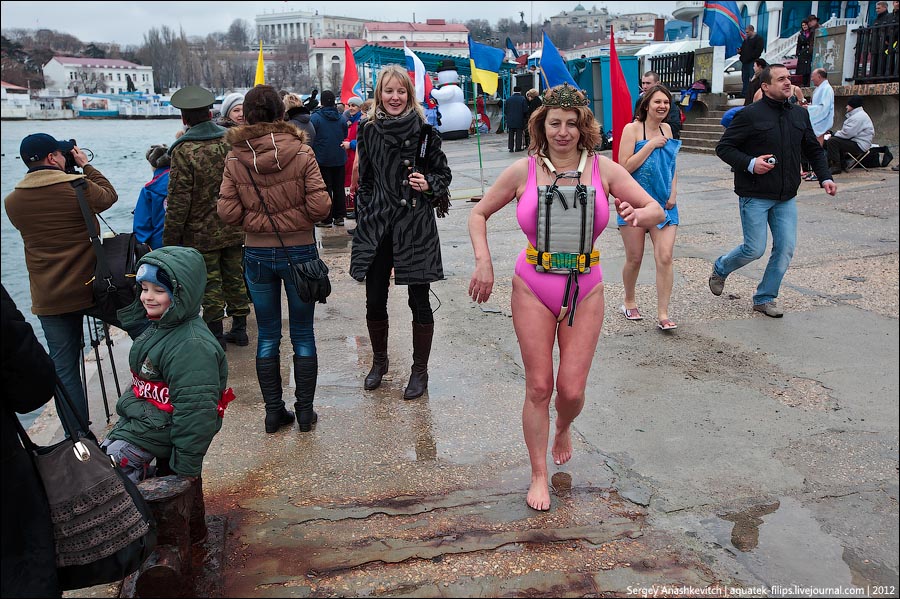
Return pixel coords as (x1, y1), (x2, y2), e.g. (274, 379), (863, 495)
(164, 86), (249, 350)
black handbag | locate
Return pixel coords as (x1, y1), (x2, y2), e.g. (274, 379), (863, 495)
(244, 165), (332, 304)
(71, 179), (150, 321)
(14, 380), (157, 590)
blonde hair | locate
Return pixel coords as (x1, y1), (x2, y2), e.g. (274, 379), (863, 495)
(526, 88), (539, 100)
(371, 64), (426, 123)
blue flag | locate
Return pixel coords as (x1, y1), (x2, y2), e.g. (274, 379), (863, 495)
(539, 31), (578, 89)
(702, 1), (746, 57)
(506, 37), (519, 59)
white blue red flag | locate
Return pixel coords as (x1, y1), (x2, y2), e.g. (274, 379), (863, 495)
(403, 42), (433, 105)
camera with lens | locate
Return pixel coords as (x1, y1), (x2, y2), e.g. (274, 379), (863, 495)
(63, 140), (94, 174)
(63, 139), (79, 174)
(764, 156), (778, 165)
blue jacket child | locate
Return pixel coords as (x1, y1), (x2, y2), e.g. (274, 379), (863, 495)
(133, 145), (170, 249)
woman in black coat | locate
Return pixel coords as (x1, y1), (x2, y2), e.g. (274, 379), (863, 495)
(350, 64), (452, 400)
(796, 19), (815, 87)
(1, 285), (61, 598)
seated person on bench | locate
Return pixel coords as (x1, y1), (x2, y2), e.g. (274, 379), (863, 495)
(825, 95), (874, 174)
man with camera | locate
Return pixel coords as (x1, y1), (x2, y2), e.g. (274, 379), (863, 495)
(4, 133), (131, 432)
(710, 64), (836, 318)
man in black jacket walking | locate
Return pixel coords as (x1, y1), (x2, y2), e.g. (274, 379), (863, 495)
(710, 64), (837, 318)
(738, 25), (765, 97)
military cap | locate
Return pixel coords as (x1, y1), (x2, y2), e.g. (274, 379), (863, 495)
(170, 86), (215, 110)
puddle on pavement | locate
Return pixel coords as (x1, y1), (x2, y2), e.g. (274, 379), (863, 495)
(720, 501), (780, 551)
(705, 496), (859, 592)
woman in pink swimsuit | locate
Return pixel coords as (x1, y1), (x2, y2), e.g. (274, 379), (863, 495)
(468, 84), (664, 511)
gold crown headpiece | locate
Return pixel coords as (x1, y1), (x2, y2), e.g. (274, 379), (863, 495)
(541, 83), (590, 108)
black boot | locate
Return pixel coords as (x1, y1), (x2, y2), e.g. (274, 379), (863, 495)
(403, 322), (433, 400)
(293, 355), (318, 432)
(256, 357), (295, 433)
(364, 319), (389, 390)
(208, 320), (227, 352)
(225, 315), (249, 346)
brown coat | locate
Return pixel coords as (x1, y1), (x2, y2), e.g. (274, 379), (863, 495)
(4, 165), (117, 315)
(218, 121), (331, 247)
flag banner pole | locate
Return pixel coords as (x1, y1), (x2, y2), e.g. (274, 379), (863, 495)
(471, 78), (486, 201)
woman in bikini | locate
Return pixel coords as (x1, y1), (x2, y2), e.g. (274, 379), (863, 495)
(468, 84), (664, 511)
(617, 83), (682, 331)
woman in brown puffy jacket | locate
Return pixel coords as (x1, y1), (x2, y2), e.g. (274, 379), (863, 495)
(218, 84), (331, 434)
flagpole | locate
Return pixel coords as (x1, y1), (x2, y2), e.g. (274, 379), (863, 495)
(470, 78), (486, 202)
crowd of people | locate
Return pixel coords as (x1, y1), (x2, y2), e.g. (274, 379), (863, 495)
(4, 45), (872, 589)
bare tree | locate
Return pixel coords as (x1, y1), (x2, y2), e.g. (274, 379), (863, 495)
(226, 19), (253, 51)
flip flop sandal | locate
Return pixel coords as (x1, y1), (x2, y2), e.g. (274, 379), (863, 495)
(620, 305), (643, 321)
(657, 319), (678, 331)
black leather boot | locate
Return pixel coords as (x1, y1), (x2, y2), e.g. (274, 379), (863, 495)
(403, 322), (433, 400)
(364, 319), (389, 390)
(225, 315), (249, 346)
(208, 320), (227, 352)
(293, 355), (318, 432)
(257, 357), (295, 433)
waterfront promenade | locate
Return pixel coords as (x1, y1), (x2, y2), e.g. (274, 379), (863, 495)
(53, 132), (898, 597)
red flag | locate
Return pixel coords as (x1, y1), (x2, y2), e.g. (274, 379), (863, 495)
(341, 41), (363, 103)
(609, 31), (633, 163)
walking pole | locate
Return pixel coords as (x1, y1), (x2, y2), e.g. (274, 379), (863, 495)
(469, 78), (487, 202)
(101, 320), (122, 397)
(87, 317), (112, 423)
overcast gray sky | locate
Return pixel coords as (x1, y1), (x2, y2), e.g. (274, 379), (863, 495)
(1, 1), (676, 47)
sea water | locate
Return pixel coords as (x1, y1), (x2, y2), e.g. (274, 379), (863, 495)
(2, 118), (184, 425)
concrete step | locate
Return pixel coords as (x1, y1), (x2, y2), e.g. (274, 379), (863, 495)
(690, 117), (726, 126)
(680, 144), (717, 155)
(680, 123), (726, 133)
(679, 135), (719, 150)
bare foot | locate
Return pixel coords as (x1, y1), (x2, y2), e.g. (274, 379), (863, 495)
(552, 423), (573, 465)
(526, 476), (551, 511)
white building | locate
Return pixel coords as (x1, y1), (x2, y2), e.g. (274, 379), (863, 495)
(255, 9), (368, 49)
(42, 57), (155, 95)
(307, 20), (469, 92)
(1, 80), (30, 120)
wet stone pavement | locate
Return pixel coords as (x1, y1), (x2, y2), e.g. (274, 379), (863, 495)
(65, 135), (898, 598)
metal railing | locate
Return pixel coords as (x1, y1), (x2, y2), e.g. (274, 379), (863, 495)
(853, 22), (900, 83)
(648, 51), (695, 91)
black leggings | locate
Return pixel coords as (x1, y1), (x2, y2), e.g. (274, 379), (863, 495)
(365, 233), (433, 324)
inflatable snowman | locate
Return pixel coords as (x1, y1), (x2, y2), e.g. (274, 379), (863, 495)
(430, 59), (470, 140)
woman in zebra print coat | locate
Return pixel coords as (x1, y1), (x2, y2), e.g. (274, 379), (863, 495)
(350, 65), (452, 400)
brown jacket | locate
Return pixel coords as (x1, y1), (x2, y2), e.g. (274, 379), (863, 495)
(218, 121), (331, 247)
(4, 165), (117, 315)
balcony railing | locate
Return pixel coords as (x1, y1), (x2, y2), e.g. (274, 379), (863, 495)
(648, 51), (695, 91)
(853, 22), (900, 83)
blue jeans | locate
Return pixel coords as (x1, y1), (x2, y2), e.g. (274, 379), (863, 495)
(713, 196), (797, 305)
(38, 309), (148, 435)
(244, 245), (318, 359)
(741, 61), (754, 97)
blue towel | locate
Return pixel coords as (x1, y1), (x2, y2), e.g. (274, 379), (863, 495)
(618, 138), (681, 228)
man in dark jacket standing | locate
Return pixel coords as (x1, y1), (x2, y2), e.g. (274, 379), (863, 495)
(311, 90), (349, 227)
(4, 133), (139, 431)
(165, 86), (249, 349)
(710, 64), (837, 318)
(504, 86), (529, 152)
(738, 25), (765, 97)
